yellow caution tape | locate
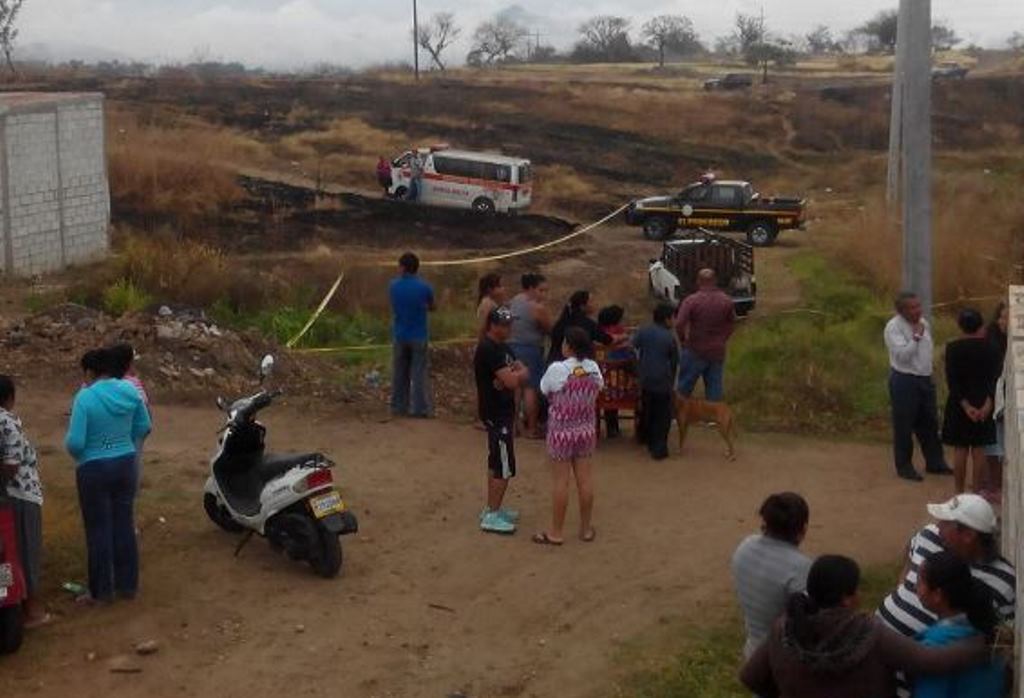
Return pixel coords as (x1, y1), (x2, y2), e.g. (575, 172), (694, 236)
(293, 336), (478, 354)
(285, 272), (345, 348)
(383, 203), (630, 268)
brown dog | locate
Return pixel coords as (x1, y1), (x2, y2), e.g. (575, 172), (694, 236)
(674, 395), (737, 460)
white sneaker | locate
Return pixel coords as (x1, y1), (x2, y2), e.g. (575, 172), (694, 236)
(480, 510), (516, 535)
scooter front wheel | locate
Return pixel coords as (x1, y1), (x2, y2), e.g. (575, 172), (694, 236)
(309, 524), (342, 578)
(204, 493), (245, 533)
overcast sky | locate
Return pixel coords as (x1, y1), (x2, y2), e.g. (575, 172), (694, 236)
(19, 0), (1024, 69)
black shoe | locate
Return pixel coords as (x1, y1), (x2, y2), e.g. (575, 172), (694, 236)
(926, 466), (954, 476)
(897, 469), (924, 482)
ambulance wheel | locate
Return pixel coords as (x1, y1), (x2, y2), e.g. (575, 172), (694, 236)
(204, 493), (244, 533)
(472, 197), (496, 214)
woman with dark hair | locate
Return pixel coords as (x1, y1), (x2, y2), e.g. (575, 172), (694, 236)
(66, 349), (151, 604)
(475, 273), (506, 339)
(942, 308), (1000, 494)
(984, 302), (1008, 499)
(547, 290), (615, 364)
(740, 554), (989, 698)
(534, 326), (603, 545)
(913, 550), (1004, 697)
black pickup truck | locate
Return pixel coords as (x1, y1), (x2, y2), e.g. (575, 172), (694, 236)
(625, 179), (807, 246)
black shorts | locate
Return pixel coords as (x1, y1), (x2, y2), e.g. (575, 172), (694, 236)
(485, 418), (516, 480)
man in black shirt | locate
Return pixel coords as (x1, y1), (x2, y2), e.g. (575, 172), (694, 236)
(475, 306), (529, 535)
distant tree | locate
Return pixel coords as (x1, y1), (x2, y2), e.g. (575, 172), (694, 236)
(805, 25), (840, 55)
(575, 15), (634, 63)
(530, 45), (560, 63)
(746, 40), (797, 83)
(416, 12), (460, 71)
(858, 9), (899, 53)
(469, 16), (528, 66)
(931, 22), (961, 51)
(734, 13), (765, 54)
(641, 15), (702, 67)
(0, 0), (25, 75)
(1010, 31), (1024, 52)
(714, 34), (741, 56)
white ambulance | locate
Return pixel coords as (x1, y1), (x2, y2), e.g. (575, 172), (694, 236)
(387, 146), (533, 214)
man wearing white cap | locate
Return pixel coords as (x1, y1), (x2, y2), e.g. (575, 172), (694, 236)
(877, 494), (1015, 697)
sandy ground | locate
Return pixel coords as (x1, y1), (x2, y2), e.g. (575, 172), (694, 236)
(2, 390), (957, 698)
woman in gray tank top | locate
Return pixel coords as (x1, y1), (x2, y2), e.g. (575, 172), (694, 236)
(507, 274), (552, 438)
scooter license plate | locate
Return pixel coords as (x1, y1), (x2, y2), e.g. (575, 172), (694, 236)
(309, 490), (344, 519)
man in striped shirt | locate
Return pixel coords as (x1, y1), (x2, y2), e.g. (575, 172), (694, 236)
(877, 493), (1015, 696)
(731, 492), (813, 659)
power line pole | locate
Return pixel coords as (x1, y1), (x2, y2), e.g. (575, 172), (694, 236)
(412, 0), (420, 81)
(900, 0), (933, 313)
(886, 1), (909, 203)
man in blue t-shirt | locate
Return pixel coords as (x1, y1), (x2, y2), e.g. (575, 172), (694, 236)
(389, 252), (436, 417)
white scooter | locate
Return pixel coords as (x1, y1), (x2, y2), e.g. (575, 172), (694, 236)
(203, 355), (358, 578)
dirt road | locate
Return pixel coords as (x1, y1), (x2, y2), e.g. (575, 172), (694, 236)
(3, 392), (954, 698)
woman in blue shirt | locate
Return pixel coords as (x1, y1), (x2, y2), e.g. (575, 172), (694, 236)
(914, 550), (1005, 698)
(66, 349), (151, 604)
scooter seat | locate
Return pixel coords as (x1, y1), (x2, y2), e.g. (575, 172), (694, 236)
(257, 453), (327, 484)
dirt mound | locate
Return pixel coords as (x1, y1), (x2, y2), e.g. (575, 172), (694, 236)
(0, 303), (350, 403)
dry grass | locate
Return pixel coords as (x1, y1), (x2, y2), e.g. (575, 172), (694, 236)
(275, 117), (419, 189)
(107, 107), (269, 228)
(821, 164), (1024, 306)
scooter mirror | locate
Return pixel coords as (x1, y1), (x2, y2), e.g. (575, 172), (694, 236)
(259, 354), (275, 381)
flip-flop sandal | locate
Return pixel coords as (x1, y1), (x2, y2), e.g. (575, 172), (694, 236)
(532, 532), (564, 546)
(580, 528), (597, 543)
(24, 613), (53, 629)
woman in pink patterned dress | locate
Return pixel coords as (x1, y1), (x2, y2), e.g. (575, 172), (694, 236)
(534, 326), (604, 546)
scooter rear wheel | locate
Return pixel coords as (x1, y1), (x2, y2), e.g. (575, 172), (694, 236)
(309, 525), (342, 579)
(204, 493), (245, 533)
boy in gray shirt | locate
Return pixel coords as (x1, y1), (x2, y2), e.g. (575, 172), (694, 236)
(632, 304), (679, 460)
(732, 492), (812, 658)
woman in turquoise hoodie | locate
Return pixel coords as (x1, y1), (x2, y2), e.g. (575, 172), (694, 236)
(914, 550), (1005, 698)
(66, 350), (151, 603)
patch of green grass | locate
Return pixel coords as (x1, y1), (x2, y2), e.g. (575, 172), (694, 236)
(209, 299), (476, 350)
(619, 564), (902, 698)
(729, 254), (956, 436)
(102, 277), (153, 317)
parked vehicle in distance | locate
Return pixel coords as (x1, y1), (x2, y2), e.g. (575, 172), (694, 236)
(625, 176), (807, 246)
(387, 146), (533, 214)
(932, 62), (969, 80)
(648, 230), (756, 316)
(703, 73), (754, 91)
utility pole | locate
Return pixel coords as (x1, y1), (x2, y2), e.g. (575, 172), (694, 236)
(898, 0), (933, 313)
(412, 0), (420, 81)
(886, 1), (908, 203)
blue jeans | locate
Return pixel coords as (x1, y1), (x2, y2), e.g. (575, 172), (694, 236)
(508, 343), (543, 390)
(391, 340), (432, 417)
(677, 348), (725, 401)
(76, 454), (139, 601)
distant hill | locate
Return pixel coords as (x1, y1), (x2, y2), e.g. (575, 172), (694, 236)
(18, 41), (133, 64)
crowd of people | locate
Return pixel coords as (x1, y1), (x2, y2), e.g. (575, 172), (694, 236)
(388, 252), (739, 538)
(0, 343), (151, 636)
(734, 491), (1016, 698)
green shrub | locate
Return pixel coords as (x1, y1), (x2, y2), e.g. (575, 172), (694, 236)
(102, 278), (153, 317)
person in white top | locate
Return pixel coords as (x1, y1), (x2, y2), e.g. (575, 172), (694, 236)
(884, 292), (951, 481)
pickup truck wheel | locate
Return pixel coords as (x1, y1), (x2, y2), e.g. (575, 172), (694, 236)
(643, 217), (674, 241)
(746, 221), (777, 247)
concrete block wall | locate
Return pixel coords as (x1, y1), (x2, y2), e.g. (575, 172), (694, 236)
(0, 93), (109, 276)
(1001, 285), (1024, 696)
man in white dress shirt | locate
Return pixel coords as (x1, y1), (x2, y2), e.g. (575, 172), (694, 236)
(884, 291), (952, 481)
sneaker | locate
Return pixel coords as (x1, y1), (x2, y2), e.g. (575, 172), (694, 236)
(480, 510), (516, 535)
(479, 508), (520, 524)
